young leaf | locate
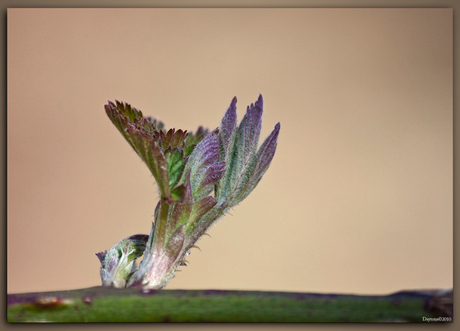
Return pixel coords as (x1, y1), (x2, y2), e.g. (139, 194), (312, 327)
(102, 95), (279, 291)
(234, 95), (263, 177)
(179, 130), (225, 201)
(164, 223), (186, 263)
(183, 126), (209, 156)
(232, 122), (280, 204)
(168, 173), (193, 237)
(165, 147), (186, 190)
(188, 196), (218, 226)
(159, 128), (188, 150)
(219, 96), (238, 162)
(96, 234), (149, 289)
(105, 101), (162, 149)
(124, 126), (171, 199)
(216, 94), (275, 207)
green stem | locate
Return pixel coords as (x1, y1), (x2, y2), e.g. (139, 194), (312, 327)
(153, 199), (170, 252)
(8, 287), (447, 323)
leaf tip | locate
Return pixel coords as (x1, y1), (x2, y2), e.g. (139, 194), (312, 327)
(231, 96), (237, 107)
(256, 94), (263, 109)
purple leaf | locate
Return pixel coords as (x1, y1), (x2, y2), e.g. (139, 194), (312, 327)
(215, 96), (280, 206)
(255, 93), (263, 109)
(219, 97), (237, 160)
(235, 96), (263, 174)
(234, 122), (280, 203)
(95, 251), (106, 263)
(254, 122), (280, 177)
(189, 196), (218, 224)
(183, 126), (209, 156)
(192, 130), (220, 168)
(216, 95), (266, 203)
(179, 130), (221, 194)
(200, 161), (225, 189)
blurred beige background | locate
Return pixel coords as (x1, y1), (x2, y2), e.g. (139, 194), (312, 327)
(7, 8), (452, 294)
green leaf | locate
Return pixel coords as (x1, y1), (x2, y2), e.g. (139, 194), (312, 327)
(105, 101), (163, 149)
(169, 184), (186, 203)
(168, 173), (193, 237)
(165, 147), (186, 190)
(216, 95), (279, 208)
(234, 96), (263, 178)
(124, 126), (170, 199)
(233, 122), (280, 204)
(188, 196), (217, 225)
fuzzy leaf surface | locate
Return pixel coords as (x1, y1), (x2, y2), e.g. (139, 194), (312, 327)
(96, 234), (149, 288)
(179, 130), (224, 201)
(232, 122), (280, 203)
(125, 126), (170, 198)
(216, 95), (279, 207)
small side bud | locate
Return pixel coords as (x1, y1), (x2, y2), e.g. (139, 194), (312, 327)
(96, 234), (148, 288)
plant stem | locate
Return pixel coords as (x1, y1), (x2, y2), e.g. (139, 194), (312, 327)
(8, 287), (450, 323)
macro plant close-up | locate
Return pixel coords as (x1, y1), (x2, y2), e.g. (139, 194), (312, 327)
(97, 95), (280, 290)
(7, 7), (452, 323)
